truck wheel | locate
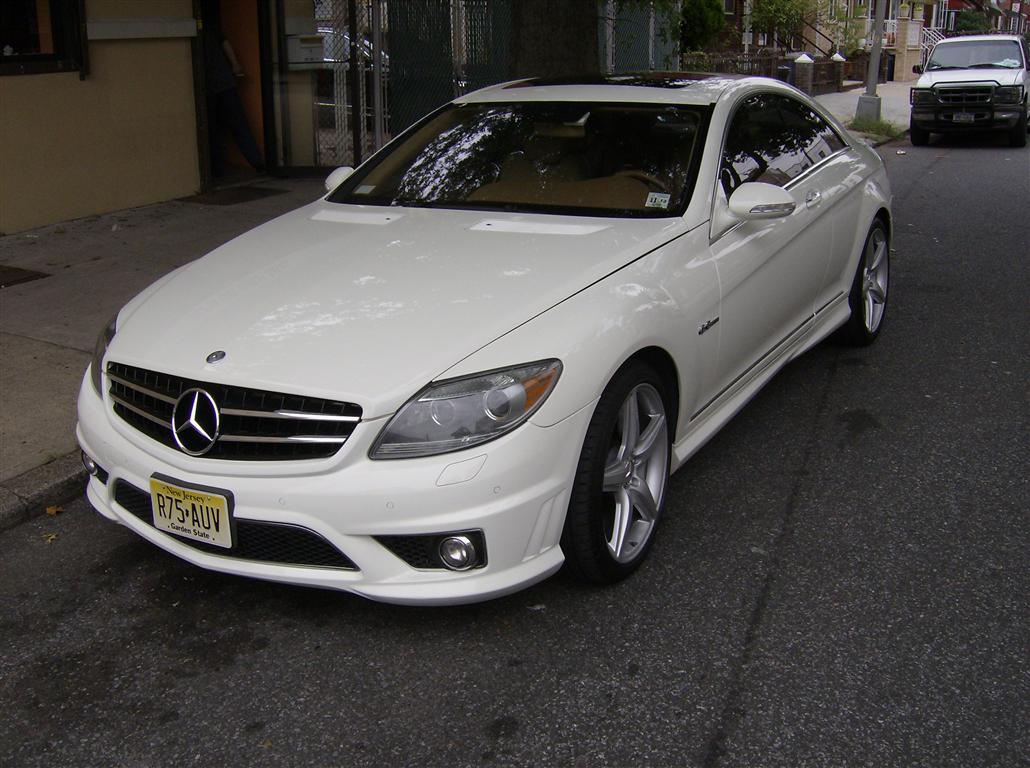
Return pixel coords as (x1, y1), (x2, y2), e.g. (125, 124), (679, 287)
(1010, 112), (1027, 148)
(910, 120), (929, 146)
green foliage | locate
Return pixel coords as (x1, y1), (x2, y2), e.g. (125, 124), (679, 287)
(679, 0), (726, 51)
(954, 9), (990, 32)
(750, 0), (816, 39)
(849, 117), (905, 139)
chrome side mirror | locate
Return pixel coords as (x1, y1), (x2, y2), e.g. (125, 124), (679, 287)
(325, 166), (354, 193)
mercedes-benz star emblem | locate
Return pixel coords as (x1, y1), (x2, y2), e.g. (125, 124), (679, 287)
(171, 388), (221, 456)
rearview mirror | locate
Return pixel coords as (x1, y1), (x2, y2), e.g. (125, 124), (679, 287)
(727, 182), (796, 220)
(325, 166), (354, 192)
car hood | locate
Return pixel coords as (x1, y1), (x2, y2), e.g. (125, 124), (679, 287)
(917, 69), (1024, 88)
(111, 201), (687, 417)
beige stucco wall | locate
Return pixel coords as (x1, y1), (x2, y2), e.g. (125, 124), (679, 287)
(0, 0), (199, 233)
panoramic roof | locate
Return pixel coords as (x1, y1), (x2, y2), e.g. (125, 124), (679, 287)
(505, 72), (742, 89)
(459, 71), (748, 106)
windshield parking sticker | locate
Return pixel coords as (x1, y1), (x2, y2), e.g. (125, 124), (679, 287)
(645, 192), (671, 209)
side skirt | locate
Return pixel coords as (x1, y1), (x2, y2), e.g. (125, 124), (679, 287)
(670, 293), (848, 473)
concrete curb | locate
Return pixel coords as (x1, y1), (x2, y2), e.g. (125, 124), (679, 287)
(0, 451), (86, 532)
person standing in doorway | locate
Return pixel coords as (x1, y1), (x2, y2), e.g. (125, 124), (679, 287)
(201, 1), (264, 177)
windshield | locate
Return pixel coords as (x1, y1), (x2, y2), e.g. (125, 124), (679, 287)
(927, 40), (1024, 70)
(328, 101), (709, 217)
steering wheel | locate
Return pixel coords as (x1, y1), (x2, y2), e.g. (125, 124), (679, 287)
(614, 170), (669, 193)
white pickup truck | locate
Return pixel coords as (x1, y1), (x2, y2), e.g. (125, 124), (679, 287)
(910, 34), (1029, 147)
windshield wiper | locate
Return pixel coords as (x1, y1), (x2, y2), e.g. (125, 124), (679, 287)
(967, 63), (1006, 69)
(927, 65), (963, 71)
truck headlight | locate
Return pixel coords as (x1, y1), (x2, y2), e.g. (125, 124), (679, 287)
(370, 360), (562, 459)
(994, 85), (1023, 105)
(910, 88), (934, 105)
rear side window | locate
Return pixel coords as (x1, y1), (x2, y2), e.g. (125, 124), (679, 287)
(721, 93), (846, 196)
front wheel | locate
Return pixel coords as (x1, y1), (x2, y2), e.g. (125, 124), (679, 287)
(561, 362), (671, 584)
(1010, 112), (1027, 148)
(910, 120), (929, 146)
(838, 219), (890, 346)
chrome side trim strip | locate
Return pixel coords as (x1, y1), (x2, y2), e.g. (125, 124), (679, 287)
(689, 292), (847, 421)
(691, 315), (812, 420)
(815, 290), (847, 316)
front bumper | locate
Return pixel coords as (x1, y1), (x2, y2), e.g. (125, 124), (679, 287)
(910, 105), (1025, 132)
(77, 373), (595, 605)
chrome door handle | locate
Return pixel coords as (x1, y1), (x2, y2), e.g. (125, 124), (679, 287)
(805, 190), (822, 208)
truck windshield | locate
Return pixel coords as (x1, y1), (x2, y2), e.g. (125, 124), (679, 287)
(328, 102), (709, 217)
(927, 40), (1024, 70)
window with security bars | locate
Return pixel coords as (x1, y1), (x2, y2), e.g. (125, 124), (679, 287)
(0, 0), (86, 76)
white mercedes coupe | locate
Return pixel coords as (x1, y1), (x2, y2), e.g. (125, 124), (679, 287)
(77, 73), (892, 605)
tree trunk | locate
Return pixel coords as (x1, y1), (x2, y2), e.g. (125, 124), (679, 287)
(510, 0), (601, 78)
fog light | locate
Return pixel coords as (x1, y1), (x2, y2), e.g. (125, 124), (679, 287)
(81, 451), (98, 476)
(438, 535), (476, 571)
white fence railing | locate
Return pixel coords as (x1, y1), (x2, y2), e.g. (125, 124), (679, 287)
(921, 26), (947, 63)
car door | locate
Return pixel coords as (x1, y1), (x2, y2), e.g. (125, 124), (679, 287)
(702, 92), (840, 412)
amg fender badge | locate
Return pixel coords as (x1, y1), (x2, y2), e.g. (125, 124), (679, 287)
(698, 317), (720, 336)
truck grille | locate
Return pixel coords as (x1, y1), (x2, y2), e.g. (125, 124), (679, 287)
(936, 86), (992, 105)
(107, 362), (362, 460)
(114, 480), (358, 570)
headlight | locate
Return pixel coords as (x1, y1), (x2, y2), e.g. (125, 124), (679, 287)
(910, 88), (934, 105)
(370, 360), (562, 459)
(994, 85), (1024, 105)
(89, 314), (117, 397)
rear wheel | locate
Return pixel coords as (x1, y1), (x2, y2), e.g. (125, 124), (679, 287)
(561, 361), (670, 584)
(838, 220), (889, 346)
(910, 120), (929, 146)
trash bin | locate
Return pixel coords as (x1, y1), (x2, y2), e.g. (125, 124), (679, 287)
(776, 64), (792, 84)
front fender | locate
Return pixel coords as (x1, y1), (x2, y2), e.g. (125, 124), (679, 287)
(438, 228), (720, 443)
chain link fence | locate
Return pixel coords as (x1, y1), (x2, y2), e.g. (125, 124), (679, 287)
(310, 0), (679, 168)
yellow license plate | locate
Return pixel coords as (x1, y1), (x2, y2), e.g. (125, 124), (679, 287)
(149, 477), (233, 549)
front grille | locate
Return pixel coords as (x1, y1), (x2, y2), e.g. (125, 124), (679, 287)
(113, 480), (358, 570)
(937, 86), (992, 105)
(107, 362), (362, 461)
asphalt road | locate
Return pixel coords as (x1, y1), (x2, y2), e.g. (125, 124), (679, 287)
(2, 134), (1027, 768)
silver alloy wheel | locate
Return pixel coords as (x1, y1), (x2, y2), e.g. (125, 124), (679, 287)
(862, 227), (889, 334)
(600, 382), (668, 563)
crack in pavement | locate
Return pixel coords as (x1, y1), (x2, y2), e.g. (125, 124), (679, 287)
(700, 355), (841, 768)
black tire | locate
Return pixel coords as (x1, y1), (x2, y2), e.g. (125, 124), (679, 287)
(1010, 112), (1027, 148)
(561, 361), (671, 585)
(838, 219), (890, 347)
(910, 120), (930, 146)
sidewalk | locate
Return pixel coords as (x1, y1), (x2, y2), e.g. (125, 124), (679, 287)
(0, 178), (326, 528)
(815, 80), (913, 130)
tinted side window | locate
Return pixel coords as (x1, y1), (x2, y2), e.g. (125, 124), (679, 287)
(721, 94), (789, 195)
(721, 94), (844, 196)
(778, 97), (846, 162)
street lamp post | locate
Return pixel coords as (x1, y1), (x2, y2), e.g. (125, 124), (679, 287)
(855, 0), (890, 122)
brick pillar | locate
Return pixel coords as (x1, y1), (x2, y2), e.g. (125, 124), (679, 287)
(795, 59), (814, 95)
(894, 17), (916, 81)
